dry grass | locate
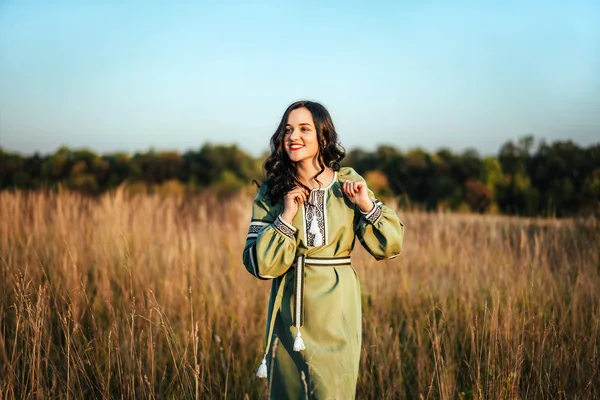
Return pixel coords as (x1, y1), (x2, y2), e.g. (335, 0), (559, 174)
(0, 189), (598, 399)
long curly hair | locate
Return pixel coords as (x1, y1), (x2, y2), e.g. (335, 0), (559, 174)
(261, 100), (346, 204)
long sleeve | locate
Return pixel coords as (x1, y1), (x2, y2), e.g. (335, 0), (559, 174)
(242, 190), (298, 279)
(354, 187), (404, 260)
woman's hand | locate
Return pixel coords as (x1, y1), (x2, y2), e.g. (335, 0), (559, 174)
(342, 180), (374, 213)
(281, 186), (308, 223)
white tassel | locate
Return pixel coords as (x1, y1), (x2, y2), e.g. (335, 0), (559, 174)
(309, 215), (319, 235)
(293, 330), (306, 352)
(309, 215), (323, 246)
(256, 357), (268, 378)
(313, 231), (323, 246)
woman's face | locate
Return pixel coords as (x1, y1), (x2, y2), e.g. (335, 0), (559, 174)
(284, 107), (320, 164)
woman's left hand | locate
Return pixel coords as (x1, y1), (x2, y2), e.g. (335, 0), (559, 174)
(342, 180), (374, 213)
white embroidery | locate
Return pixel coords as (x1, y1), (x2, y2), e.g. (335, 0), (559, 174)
(247, 221), (270, 239)
(274, 215), (296, 238)
(300, 171), (336, 247)
(364, 205), (383, 225)
(305, 190), (326, 247)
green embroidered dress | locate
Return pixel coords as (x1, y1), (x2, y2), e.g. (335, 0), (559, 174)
(243, 167), (404, 399)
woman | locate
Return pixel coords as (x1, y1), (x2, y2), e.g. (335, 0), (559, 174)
(242, 100), (404, 399)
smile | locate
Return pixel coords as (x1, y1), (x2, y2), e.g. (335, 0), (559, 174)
(289, 144), (304, 151)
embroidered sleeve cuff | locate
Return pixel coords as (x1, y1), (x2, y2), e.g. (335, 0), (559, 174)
(359, 200), (376, 215)
(246, 220), (270, 240)
(361, 201), (383, 225)
(273, 215), (297, 238)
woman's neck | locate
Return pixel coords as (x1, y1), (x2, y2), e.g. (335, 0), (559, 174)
(295, 160), (334, 189)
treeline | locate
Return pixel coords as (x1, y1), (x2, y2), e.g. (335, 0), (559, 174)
(1, 136), (598, 217)
(0, 144), (263, 197)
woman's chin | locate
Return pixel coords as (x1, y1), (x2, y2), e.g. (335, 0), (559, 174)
(287, 152), (303, 162)
(286, 149), (319, 163)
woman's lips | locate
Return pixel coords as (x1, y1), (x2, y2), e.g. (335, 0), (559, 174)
(289, 144), (304, 151)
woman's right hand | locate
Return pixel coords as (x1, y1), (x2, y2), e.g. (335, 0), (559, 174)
(281, 186), (308, 224)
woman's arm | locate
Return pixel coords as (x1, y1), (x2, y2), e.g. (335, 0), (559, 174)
(342, 172), (404, 260)
(354, 189), (404, 260)
(242, 193), (298, 279)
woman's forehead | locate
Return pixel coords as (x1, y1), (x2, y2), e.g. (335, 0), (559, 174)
(286, 107), (314, 125)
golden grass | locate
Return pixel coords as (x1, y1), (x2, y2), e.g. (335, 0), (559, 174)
(0, 189), (598, 399)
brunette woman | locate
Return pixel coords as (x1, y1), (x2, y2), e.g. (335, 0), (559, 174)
(242, 100), (404, 399)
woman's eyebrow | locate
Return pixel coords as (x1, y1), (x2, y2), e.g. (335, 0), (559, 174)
(285, 123), (314, 127)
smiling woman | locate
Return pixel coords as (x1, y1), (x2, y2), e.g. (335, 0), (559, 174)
(242, 100), (405, 399)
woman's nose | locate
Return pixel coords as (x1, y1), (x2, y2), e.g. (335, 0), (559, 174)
(289, 128), (300, 141)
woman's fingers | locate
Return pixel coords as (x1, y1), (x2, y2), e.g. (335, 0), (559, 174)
(296, 191), (307, 203)
(288, 187), (307, 203)
(355, 181), (365, 194)
(343, 180), (366, 197)
(343, 181), (355, 196)
(344, 181), (354, 195)
(343, 181), (351, 195)
(344, 181), (361, 196)
(299, 188), (308, 203)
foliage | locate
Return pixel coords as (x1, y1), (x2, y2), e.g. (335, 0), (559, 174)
(1, 136), (598, 216)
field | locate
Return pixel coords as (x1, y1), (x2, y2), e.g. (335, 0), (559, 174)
(0, 190), (598, 399)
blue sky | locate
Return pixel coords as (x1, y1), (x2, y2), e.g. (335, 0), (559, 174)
(1, 0), (598, 157)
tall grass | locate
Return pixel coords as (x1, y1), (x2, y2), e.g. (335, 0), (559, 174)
(0, 189), (598, 399)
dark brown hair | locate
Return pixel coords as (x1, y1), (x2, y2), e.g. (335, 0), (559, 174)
(261, 100), (346, 204)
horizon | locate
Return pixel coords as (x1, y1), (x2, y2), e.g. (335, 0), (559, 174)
(1, 1), (599, 158)
(0, 133), (596, 159)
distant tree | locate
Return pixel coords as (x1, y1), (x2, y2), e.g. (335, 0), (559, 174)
(529, 140), (591, 216)
(42, 147), (71, 182)
(497, 136), (538, 215)
(182, 144), (261, 188)
(464, 179), (493, 213)
(581, 168), (600, 217)
(374, 145), (406, 197)
(343, 148), (380, 174)
(0, 149), (24, 188)
(430, 149), (461, 210)
(364, 170), (394, 198)
(402, 148), (432, 207)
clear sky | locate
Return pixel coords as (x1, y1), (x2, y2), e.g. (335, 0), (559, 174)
(1, 0), (598, 157)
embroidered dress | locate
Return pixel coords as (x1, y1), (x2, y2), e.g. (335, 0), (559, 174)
(242, 167), (404, 399)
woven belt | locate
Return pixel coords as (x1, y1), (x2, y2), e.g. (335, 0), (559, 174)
(298, 256), (352, 267)
(255, 255), (352, 378)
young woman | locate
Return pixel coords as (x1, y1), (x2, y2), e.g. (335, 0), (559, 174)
(242, 100), (404, 399)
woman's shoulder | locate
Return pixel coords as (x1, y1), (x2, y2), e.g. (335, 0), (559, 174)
(254, 179), (270, 199)
(254, 179), (277, 207)
(337, 166), (363, 182)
